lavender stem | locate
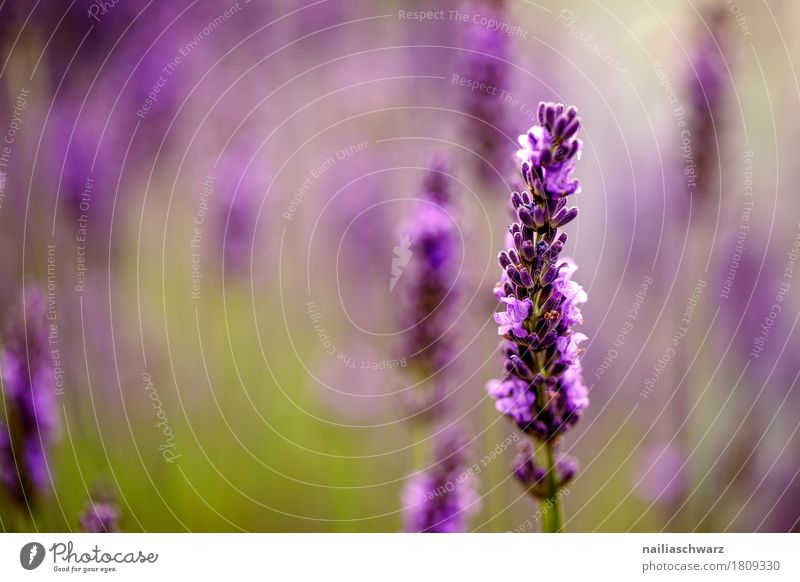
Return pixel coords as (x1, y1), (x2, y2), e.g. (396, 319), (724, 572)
(543, 441), (564, 532)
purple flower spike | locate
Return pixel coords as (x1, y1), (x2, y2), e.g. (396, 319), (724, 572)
(397, 156), (460, 383)
(687, 6), (731, 203)
(0, 287), (59, 509)
(459, 0), (511, 182)
(79, 500), (120, 533)
(487, 103), (589, 529)
(402, 428), (481, 533)
(397, 158), (479, 534)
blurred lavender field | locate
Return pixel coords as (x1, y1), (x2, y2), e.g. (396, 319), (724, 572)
(1, 0), (799, 532)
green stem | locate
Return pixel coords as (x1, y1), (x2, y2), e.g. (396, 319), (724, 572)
(541, 440), (564, 533)
(531, 347), (564, 533)
(529, 221), (565, 533)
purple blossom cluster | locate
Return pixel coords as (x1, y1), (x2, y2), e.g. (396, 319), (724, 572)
(79, 499), (120, 533)
(214, 140), (269, 276)
(460, 0), (511, 181)
(398, 158), (459, 385)
(398, 158), (479, 533)
(0, 287), (59, 509)
(512, 440), (577, 498)
(487, 102), (588, 508)
(402, 428), (480, 532)
(687, 6), (730, 201)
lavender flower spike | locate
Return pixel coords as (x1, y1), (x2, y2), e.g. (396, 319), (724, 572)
(687, 5), (731, 203)
(398, 157), (460, 419)
(486, 102), (589, 532)
(460, 0), (511, 182)
(79, 499), (120, 533)
(0, 287), (59, 510)
(402, 428), (481, 532)
(397, 158), (479, 534)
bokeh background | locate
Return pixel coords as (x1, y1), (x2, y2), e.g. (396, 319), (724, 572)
(1, 0), (799, 532)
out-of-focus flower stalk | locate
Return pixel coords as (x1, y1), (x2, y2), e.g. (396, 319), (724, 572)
(402, 427), (480, 532)
(459, 0), (511, 183)
(397, 156), (459, 422)
(79, 498), (120, 533)
(687, 5), (731, 206)
(0, 287), (59, 514)
(397, 158), (479, 532)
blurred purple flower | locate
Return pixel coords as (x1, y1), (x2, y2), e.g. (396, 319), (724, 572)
(214, 140), (270, 276)
(402, 428), (480, 532)
(79, 499), (120, 533)
(717, 242), (787, 376)
(49, 100), (114, 222)
(760, 462), (800, 532)
(395, 159), (480, 532)
(0, 287), (59, 508)
(635, 442), (687, 504)
(293, 0), (346, 39)
(459, 0), (511, 182)
(687, 6), (731, 203)
(397, 157), (460, 381)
